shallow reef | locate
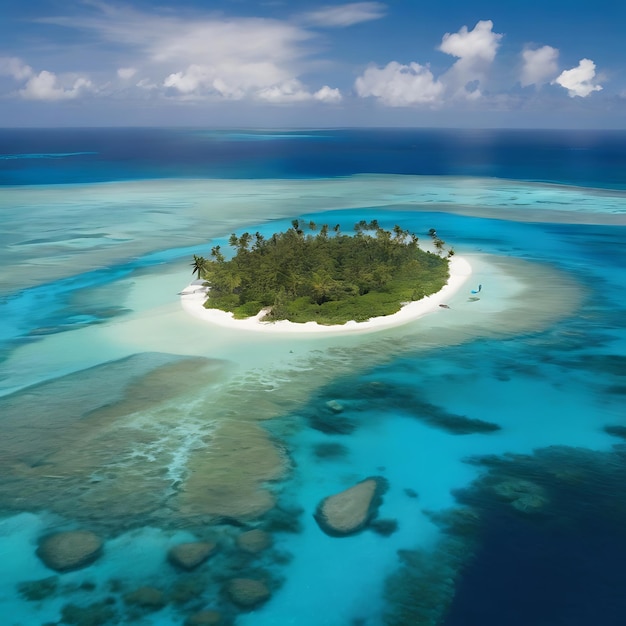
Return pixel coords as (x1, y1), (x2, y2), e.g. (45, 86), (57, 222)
(381, 444), (626, 625)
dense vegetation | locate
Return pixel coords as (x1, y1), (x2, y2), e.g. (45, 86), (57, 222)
(191, 220), (451, 325)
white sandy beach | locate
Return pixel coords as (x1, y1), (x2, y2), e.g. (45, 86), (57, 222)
(180, 255), (472, 334)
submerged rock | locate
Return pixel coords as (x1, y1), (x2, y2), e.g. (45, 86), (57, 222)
(325, 400), (344, 414)
(17, 576), (59, 601)
(185, 610), (222, 625)
(313, 442), (349, 460)
(168, 541), (217, 570)
(263, 501), (304, 534)
(60, 600), (117, 626)
(493, 478), (548, 513)
(226, 578), (270, 608)
(123, 586), (167, 610)
(408, 402), (501, 435)
(370, 518), (399, 537)
(314, 476), (389, 536)
(170, 576), (205, 605)
(178, 419), (286, 521)
(236, 529), (272, 554)
(308, 412), (356, 434)
(37, 530), (103, 572)
(604, 424), (626, 440)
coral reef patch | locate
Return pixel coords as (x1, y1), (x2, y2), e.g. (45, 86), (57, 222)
(37, 531), (103, 572)
(314, 476), (389, 537)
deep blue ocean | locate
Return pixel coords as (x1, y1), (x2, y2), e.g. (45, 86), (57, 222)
(0, 128), (625, 626)
(2, 127), (626, 188)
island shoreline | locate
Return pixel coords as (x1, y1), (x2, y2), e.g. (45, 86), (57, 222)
(180, 255), (472, 334)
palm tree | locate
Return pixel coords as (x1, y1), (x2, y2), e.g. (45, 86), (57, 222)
(210, 245), (224, 262)
(291, 219), (304, 236)
(253, 231), (265, 250)
(238, 232), (252, 252)
(190, 255), (209, 280)
(310, 269), (334, 304)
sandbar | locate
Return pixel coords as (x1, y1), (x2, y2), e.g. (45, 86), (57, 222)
(180, 255), (472, 334)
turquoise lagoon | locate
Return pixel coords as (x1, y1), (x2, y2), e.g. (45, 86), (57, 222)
(1, 130), (626, 625)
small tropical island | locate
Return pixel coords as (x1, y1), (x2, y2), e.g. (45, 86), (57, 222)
(189, 220), (455, 326)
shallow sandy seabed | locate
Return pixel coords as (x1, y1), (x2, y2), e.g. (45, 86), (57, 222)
(0, 251), (584, 530)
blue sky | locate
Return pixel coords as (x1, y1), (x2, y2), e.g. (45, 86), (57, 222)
(0, 0), (624, 128)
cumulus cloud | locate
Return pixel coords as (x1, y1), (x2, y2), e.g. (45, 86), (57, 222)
(520, 45), (559, 87)
(37, 4), (339, 105)
(0, 56), (33, 80)
(164, 65), (209, 95)
(554, 58), (603, 97)
(439, 19), (502, 62)
(355, 61), (444, 106)
(164, 59), (299, 100)
(301, 2), (386, 27)
(255, 79), (316, 103)
(354, 20), (501, 106)
(438, 20), (503, 99)
(0, 56), (91, 101)
(254, 80), (342, 104)
(19, 71), (91, 101)
(314, 85), (343, 103)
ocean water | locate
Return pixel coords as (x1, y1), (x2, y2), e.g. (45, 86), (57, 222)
(0, 128), (625, 626)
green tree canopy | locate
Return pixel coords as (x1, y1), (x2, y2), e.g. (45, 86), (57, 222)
(196, 222), (450, 325)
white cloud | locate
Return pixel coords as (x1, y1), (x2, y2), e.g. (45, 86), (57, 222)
(439, 20), (502, 63)
(439, 20), (503, 99)
(254, 80), (342, 104)
(37, 4), (339, 104)
(0, 57), (33, 80)
(554, 58), (603, 97)
(520, 45), (559, 87)
(355, 20), (502, 107)
(314, 85), (343, 103)
(164, 59), (298, 100)
(117, 67), (137, 80)
(301, 2), (386, 27)
(164, 65), (208, 95)
(355, 61), (444, 106)
(136, 78), (157, 90)
(0, 56), (92, 101)
(19, 71), (91, 101)
(255, 79), (315, 103)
